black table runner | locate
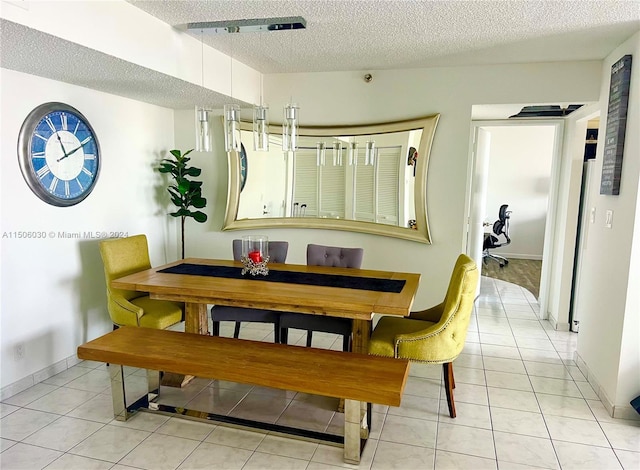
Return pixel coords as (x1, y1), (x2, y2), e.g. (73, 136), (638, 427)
(158, 263), (406, 293)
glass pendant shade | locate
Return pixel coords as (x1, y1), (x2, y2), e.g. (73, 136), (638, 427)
(316, 142), (326, 166)
(282, 103), (299, 151)
(224, 104), (241, 152)
(365, 141), (376, 166)
(195, 106), (212, 152)
(253, 105), (269, 151)
(332, 141), (343, 166)
(349, 141), (358, 166)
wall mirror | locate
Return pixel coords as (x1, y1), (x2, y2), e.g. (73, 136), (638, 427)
(223, 114), (440, 243)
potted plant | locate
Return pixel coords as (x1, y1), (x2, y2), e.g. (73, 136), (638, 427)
(158, 149), (207, 258)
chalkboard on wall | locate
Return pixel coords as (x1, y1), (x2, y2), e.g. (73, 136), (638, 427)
(600, 55), (632, 195)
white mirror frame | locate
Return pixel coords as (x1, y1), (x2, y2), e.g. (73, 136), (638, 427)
(223, 114), (440, 243)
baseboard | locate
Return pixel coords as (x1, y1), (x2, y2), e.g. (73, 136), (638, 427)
(575, 352), (640, 421)
(547, 312), (570, 331)
(1, 354), (81, 401)
(496, 253), (543, 261)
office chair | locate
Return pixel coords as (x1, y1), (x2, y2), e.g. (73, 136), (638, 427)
(210, 240), (289, 342)
(483, 204), (511, 268)
(369, 254), (479, 418)
(99, 234), (184, 329)
(279, 244), (364, 351)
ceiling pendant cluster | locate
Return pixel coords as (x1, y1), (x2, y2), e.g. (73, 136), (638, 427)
(188, 17), (306, 154)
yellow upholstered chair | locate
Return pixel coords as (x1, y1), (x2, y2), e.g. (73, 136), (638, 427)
(99, 234), (183, 329)
(369, 254), (478, 418)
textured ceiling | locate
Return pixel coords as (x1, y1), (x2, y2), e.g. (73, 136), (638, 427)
(129, 0), (640, 73)
(1, 0), (638, 113)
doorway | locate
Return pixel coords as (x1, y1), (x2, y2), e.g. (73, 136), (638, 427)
(466, 120), (564, 316)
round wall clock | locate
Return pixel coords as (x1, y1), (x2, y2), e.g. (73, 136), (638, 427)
(17, 102), (101, 207)
(240, 143), (248, 192)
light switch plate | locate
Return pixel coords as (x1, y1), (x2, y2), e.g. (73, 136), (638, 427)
(590, 207), (596, 224)
(605, 210), (613, 229)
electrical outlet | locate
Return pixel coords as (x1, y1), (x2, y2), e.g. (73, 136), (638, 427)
(15, 343), (25, 361)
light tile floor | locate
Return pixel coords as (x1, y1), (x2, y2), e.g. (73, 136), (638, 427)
(2, 277), (639, 469)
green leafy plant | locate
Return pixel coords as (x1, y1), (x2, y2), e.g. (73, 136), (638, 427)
(158, 149), (207, 259)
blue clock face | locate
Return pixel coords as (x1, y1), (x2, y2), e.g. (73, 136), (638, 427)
(18, 102), (100, 207)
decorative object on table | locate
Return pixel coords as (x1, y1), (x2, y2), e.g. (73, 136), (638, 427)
(240, 235), (270, 275)
(369, 254), (478, 418)
(17, 102), (100, 207)
(211, 239), (289, 342)
(157, 149), (207, 259)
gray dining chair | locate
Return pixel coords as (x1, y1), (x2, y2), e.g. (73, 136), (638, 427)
(279, 244), (364, 350)
(210, 239), (288, 342)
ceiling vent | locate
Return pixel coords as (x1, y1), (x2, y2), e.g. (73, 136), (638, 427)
(509, 105), (583, 118)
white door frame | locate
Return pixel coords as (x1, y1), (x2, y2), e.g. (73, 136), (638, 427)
(465, 119), (565, 319)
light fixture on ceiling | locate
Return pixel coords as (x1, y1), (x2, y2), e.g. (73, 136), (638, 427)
(224, 104), (241, 152)
(283, 103), (299, 152)
(195, 30), (212, 152)
(187, 17), (307, 154)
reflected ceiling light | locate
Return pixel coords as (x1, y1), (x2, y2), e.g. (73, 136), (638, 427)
(316, 142), (326, 166)
(365, 141), (376, 166)
(348, 140), (358, 166)
(332, 141), (343, 166)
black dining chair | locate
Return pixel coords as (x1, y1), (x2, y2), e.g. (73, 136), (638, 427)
(210, 239), (288, 342)
(279, 244), (364, 351)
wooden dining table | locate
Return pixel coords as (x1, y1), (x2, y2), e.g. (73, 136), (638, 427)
(111, 257), (421, 355)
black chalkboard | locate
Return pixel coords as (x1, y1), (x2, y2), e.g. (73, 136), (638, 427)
(600, 55), (632, 195)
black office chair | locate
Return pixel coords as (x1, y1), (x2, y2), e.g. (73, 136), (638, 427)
(210, 240), (288, 342)
(483, 204), (511, 268)
(279, 244), (364, 351)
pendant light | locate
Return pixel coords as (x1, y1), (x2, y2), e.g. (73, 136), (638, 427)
(253, 71), (269, 151)
(348, 140), (358, 166)
(282, 103), (299, 151)
(365, 140), (376, 166)
(224, 104), (241, 152)
(332, 141), (343, 166)
(316, 142), (326, 166)
(223, 32), (241, 152)
(195, 30), (212, 152)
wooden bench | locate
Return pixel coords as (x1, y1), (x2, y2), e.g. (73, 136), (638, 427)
(77, 326), (409, 464)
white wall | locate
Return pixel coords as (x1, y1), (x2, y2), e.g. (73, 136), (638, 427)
(0, 69), (178, 392)
(575, 31), (640, 418)
(182, 62), (603, 313)
(484, 125), (555, 259)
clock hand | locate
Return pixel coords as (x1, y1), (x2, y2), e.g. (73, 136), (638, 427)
(55, 132), (69, 158)
(57, 137), (92, 162)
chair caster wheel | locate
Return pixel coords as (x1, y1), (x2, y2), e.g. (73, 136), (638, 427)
(503, 260), (509, 265)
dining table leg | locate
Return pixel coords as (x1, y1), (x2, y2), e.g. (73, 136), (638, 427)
(351, 318), (370, 355)
(184, 302), (210, 335)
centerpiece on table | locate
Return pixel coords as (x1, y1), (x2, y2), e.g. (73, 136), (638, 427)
(241, 235), (270, 275)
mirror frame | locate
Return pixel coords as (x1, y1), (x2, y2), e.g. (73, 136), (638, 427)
(223, 114), (440, 243)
